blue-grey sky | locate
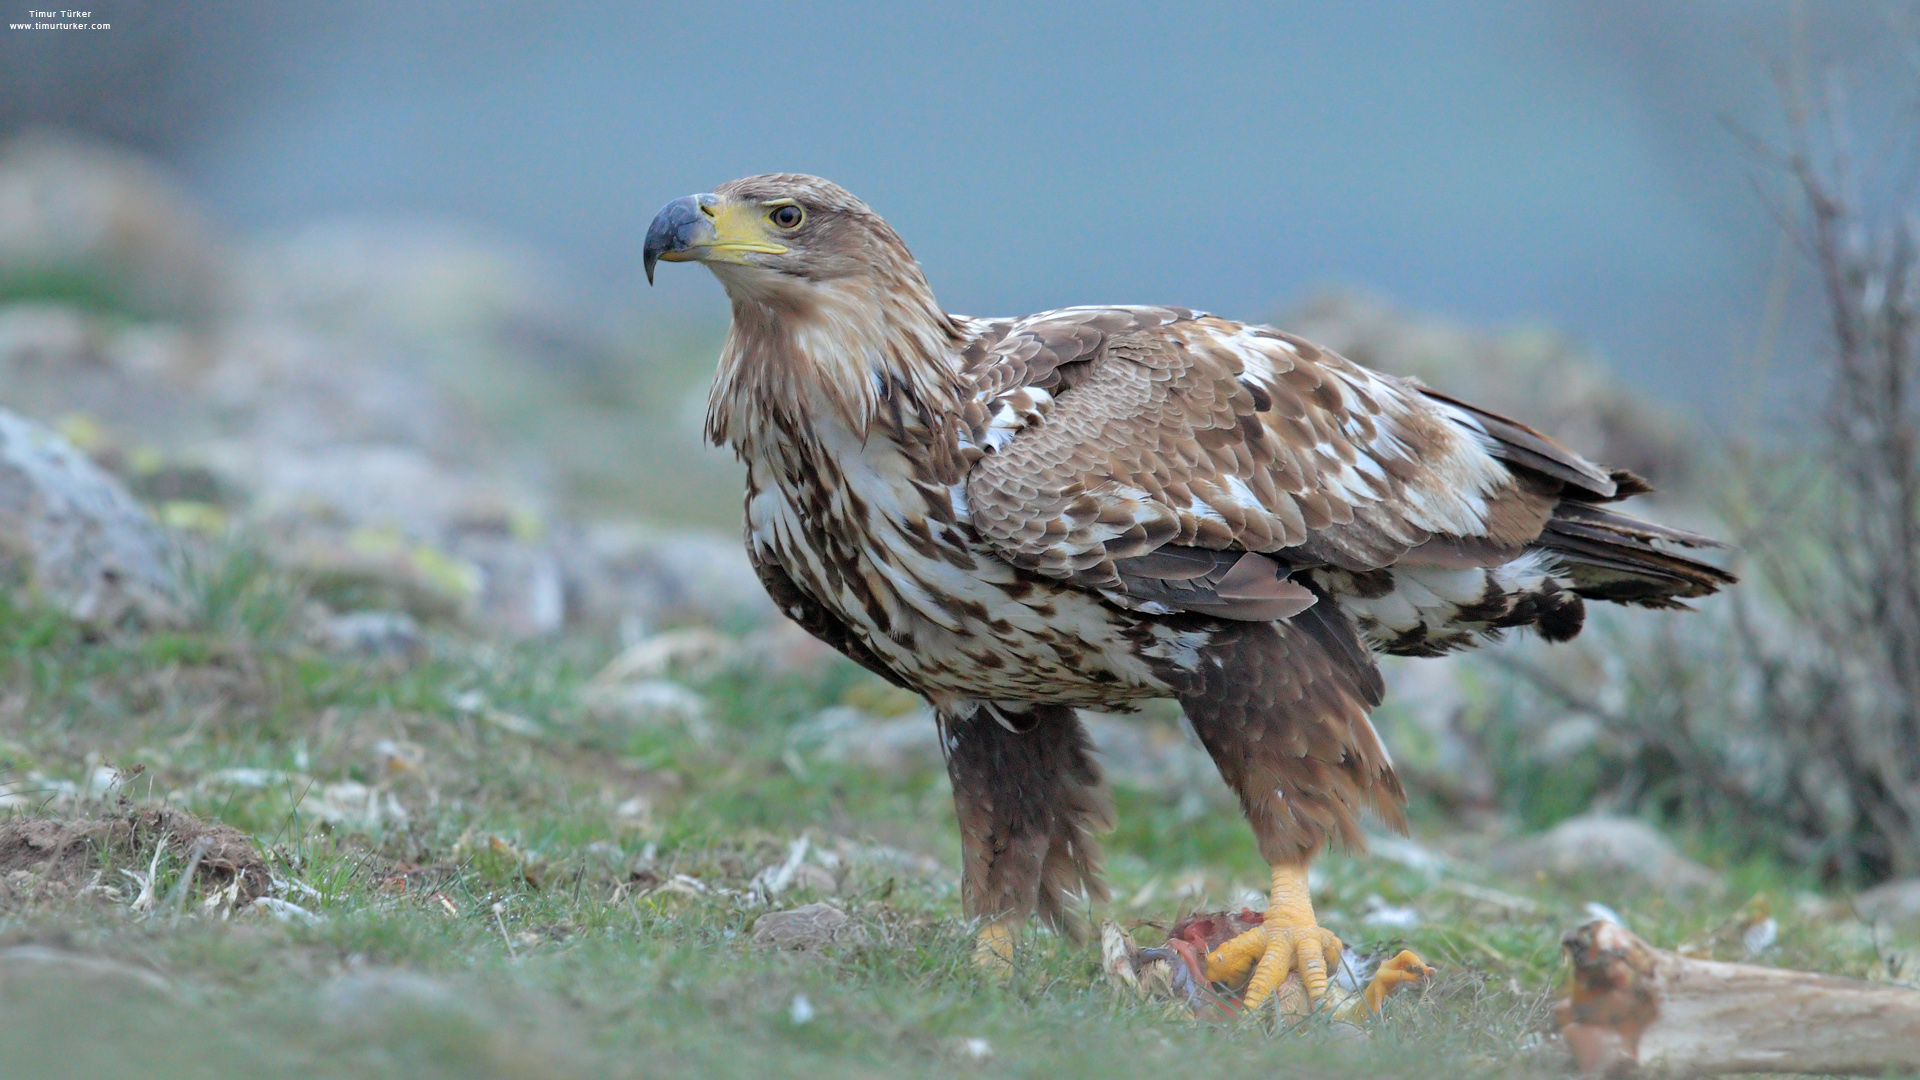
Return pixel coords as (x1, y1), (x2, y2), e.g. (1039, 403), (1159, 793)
(11, 2), (1917, 421)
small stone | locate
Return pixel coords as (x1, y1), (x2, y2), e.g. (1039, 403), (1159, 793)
(750, 902), (869, 951)
(312, 609), (425, 661)
(580, 679), (712, 744)
(791, 863), (838, 895)
(589, 628), (738, 684)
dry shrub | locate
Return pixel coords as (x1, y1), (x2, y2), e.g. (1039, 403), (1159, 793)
(1719, 63), (1920, 881)
(1482, 61), (1920, 884)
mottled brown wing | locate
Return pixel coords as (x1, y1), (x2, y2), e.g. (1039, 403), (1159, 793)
(958, 305), (1195, 399)
(748, 546), (910, 688)
(961, 308), (1559, 614)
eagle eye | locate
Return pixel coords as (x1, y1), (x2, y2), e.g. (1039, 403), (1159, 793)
(769, 204), (804, 229)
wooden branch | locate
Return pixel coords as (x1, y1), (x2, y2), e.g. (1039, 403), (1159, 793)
(1555, 919), (1920, 1076)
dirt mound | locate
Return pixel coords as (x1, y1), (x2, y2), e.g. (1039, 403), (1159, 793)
(0, 807), (268, 904)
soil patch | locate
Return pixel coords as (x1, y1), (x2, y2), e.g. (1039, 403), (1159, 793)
(0, 806), (269, 904)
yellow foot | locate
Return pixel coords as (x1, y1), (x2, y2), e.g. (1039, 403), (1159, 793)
(1331, 949), (1436, 1023)
(1361, 949), (1434, 1013)
(973, 919), (1016, 977)
(1202, 861), (1342, 1012)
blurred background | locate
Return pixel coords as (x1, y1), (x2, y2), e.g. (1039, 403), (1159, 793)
(6, 2), (1920, 886)
(6, 0), (1911, 524)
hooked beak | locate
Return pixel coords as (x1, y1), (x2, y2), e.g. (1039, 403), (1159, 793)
(643, 194), (716, 285)
(642, 191), (790, 284)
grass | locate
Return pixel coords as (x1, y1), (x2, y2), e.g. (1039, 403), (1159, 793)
(0, 546), (1910, 1080)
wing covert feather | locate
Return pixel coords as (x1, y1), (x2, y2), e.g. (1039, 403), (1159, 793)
(961, 310), (1554, 611)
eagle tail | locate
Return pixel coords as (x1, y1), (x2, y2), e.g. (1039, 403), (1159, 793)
(1534, 495), (1736, 609)
(1425, 387), (1735, 609)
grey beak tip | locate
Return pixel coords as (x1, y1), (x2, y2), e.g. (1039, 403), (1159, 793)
(642, 194), (707, 286)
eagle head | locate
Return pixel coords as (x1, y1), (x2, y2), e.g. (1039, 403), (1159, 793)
(646, 174), (965, 446)
(644, 174), (924, 297)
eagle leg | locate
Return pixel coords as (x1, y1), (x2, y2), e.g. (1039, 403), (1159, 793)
(1172, 614), (1426, 1013)
(940, 702), (1113, 973)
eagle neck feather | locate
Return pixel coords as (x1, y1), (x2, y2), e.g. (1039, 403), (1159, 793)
(706, 272), (968, 461)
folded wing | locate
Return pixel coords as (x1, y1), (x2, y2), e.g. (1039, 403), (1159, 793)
(960, 307), (1565, 619)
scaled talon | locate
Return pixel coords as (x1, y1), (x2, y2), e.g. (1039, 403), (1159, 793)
(1240, 862), (1343, 1011)
(1356, 949), (1435, 1016)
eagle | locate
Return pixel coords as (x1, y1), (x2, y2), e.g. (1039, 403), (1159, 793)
(644, 174), (1732, 1011)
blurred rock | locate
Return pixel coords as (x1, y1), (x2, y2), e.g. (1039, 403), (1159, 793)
(0, 306), (189, 438)
(1493, 815), (1721, 895)
(1285, 292), (1691, 487)
(579, 678), (713, 745)
(313, 967), (594, 1075)
(447, 529), (566, 637)
(791, 707), (941, 776)
(192, 322), (494, 467)
(1368, 833), (1451, 876)
(316, 969), (468, 1028)
(563, 522), (776, 629)
(790, 863), (838, 895)
(309, 608), (426, 662)
(0, 305), (771, 637)
(750, 902), (868, 950)
(0, 132), (227, 321)
(1852, 878), (1920, 925)
(588, 627), (740, 685)
(0, 135), (774, 639)
(0, 408), (183, 625)
(744, 618), (842, 674)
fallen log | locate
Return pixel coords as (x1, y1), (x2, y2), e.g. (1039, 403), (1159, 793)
(1555, 918), (1920, 1076)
